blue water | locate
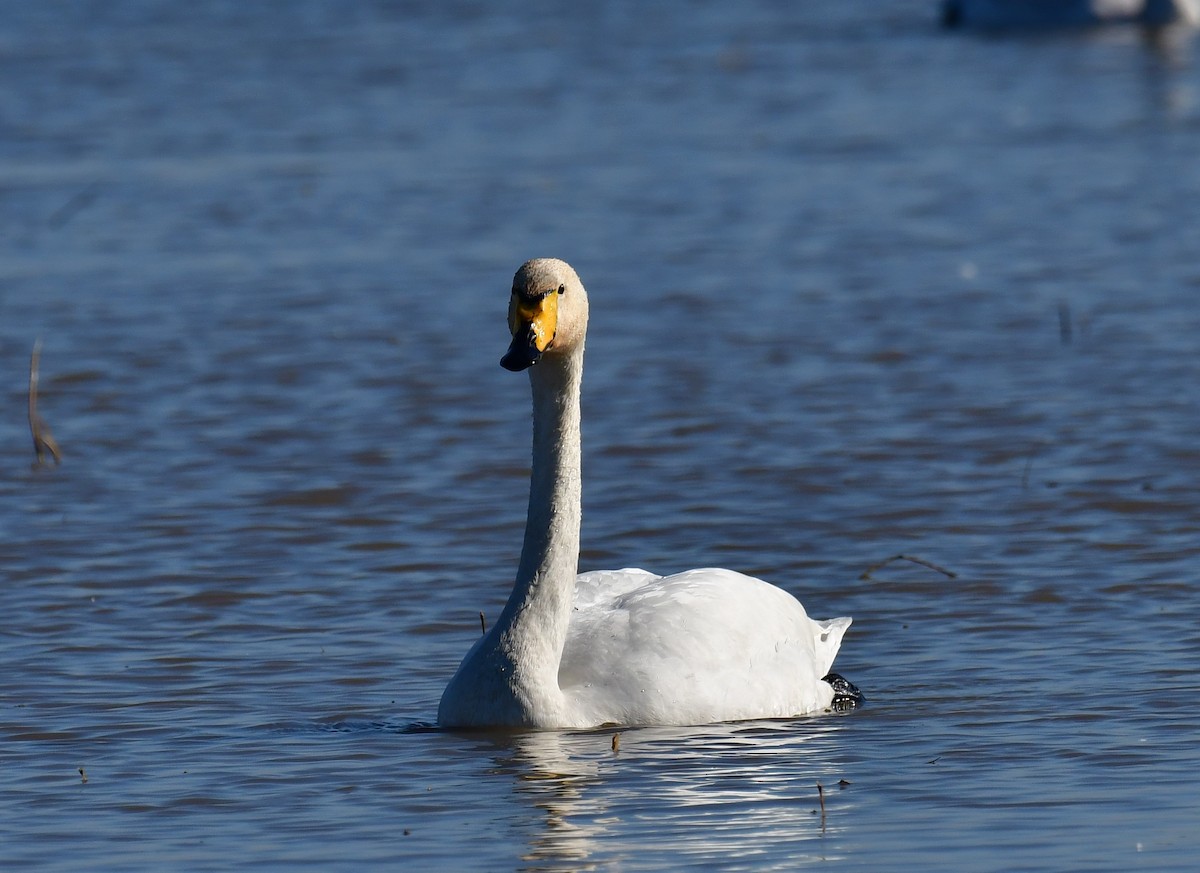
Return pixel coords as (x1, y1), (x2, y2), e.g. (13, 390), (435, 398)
(2, 1), (1198, 870)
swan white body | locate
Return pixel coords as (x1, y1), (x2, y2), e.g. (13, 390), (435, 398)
(942, 0), (1200, 27)
(437, 259), (851, 729)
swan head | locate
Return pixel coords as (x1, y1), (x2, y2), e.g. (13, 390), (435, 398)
(501, 258), (589, 372)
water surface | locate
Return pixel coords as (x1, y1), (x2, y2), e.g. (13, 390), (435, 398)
(2, 1), (1198, 870)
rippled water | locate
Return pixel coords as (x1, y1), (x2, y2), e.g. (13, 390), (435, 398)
(2, 1), (1199, 870)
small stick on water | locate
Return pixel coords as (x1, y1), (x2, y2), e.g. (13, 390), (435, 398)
(29, 339), (62, 468)
(859, 554), (956, 581)
(479, 611), (486, 635)
(817, 781), (826, 831)
(79, 767), (88, 784)
(611, 732), (620, 754)
(1058, 300), (1073, 345)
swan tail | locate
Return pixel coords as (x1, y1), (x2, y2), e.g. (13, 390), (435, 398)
(812, 616), (852, 679)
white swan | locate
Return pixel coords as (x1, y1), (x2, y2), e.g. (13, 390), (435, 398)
(941, 0), (1200, 28)
(437, 258), (854, 729)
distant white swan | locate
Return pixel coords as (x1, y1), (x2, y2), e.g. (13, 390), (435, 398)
(942, 0), (1200, 28)
(437, 259), (856, 729)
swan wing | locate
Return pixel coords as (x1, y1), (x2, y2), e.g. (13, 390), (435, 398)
(559, 568), (849, 726)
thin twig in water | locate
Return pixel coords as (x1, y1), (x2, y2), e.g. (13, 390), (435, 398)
(859, 554), (956, 581)
(611, 732), (620, 754)
(48, 184), (100, 229)
(817, 781), (826, 832)
(479, 611), (486, 635)
(1058, 300), (1072, 345)
(29, 339), (62, 468)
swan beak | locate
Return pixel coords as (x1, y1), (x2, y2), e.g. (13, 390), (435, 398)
(501, 291), (558, 372)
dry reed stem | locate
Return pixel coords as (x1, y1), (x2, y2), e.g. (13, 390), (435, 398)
(859, 553), (956, 581)
(29, 339), (62, 468)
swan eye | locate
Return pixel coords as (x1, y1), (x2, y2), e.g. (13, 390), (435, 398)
(557, 284), (565, 295)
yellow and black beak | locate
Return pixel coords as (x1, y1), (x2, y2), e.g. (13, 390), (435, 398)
(501, 288), (560, 372)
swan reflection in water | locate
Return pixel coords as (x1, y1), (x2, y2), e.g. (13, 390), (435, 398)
(483, 718), (856, 869)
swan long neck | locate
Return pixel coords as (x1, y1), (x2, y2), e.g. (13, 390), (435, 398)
(496, 346), (584, 714)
